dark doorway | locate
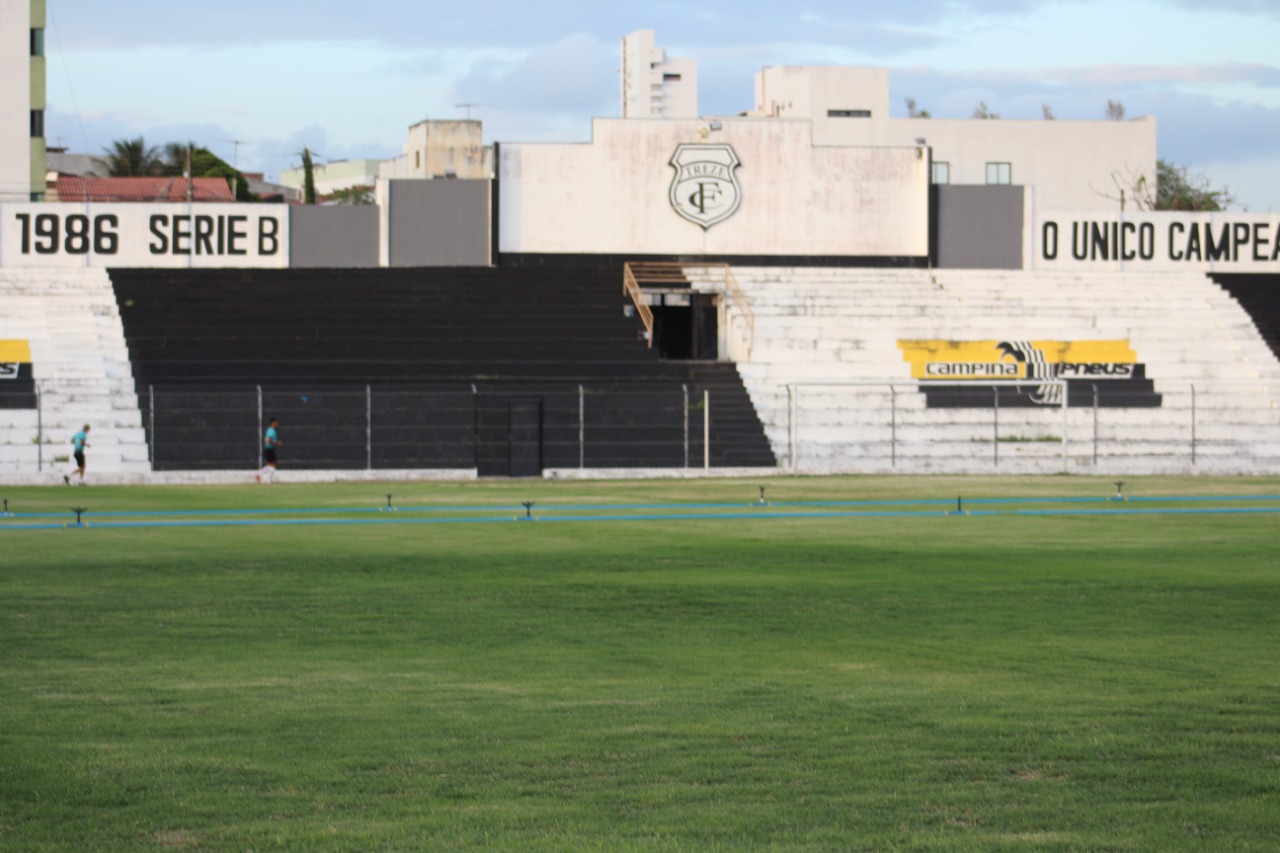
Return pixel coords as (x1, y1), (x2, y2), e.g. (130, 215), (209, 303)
(476, 395), (543, 477)
(651, 293), (718, 360)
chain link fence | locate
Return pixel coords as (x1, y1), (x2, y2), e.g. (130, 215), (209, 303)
(782, 379), (1280, 473)
(140, 382), (721, 475)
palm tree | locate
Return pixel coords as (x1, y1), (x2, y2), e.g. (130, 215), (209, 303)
(95, 137), (165, 177)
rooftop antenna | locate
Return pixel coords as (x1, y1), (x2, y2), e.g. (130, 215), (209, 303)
(455, 103), (481, 119)
(224, 139), (251, 169)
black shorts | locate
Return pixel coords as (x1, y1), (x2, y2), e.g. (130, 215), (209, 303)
(263, 447), (277, 465)
(74, 451), (85, 467)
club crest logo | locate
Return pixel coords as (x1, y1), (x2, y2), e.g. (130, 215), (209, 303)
(669, 143), (742, 230)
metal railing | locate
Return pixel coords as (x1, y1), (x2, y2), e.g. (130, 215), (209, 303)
(623, 261), (756, 362)
(783, 379), (1280, 473)
(129, 382), (722, 473)
(621, 263), (657, 348)
(682, 262), (755, 362)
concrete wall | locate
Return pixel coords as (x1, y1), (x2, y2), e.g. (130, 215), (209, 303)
(751, 67), (1155, 214)
(384, 179), (491, 267)
(289, 205), (379, 268)
(279, 159), (380, 197)
(934, 185), (1024, 269)
(380, 120), (492, 181)
(0, 0), (32, 202)
(755, 66), (890, 121)
(499, 118), (928, 260)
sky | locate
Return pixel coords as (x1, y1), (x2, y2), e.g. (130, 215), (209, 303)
(41, 0), (1280, 211)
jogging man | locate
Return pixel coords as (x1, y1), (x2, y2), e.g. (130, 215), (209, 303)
(65, 423), (90, 485)
(256, 417), (281, 483)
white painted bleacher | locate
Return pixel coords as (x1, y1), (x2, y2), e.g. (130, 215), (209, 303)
(0, 267), (150, 480)
(689, 266), (1280, 474)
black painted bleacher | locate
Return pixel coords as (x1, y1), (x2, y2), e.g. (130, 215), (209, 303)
(110, 266), (775, 474)
(1212, 274), (1280, 361)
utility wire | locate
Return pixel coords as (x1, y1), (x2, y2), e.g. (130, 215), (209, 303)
(47, 2), (91, 154)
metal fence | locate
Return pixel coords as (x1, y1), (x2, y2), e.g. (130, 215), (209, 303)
(784, 379), (1280, 472)
(140, 382), (720, 474)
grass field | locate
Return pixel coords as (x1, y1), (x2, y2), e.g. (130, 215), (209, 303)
(1, 475), (1278, 851)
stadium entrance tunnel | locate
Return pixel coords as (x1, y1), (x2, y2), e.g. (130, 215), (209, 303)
(649, 292), (718, 360)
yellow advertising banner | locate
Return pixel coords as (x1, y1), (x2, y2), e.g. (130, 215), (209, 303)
(0, 340), (33, 363)
(898, 339), (1140, 380)
(897, 339), (1159, 408)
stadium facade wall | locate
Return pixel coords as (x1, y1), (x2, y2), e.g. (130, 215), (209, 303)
(379, 178), (491, 267)
(933, 185), (1024, 270)
(289, 205), (379, 268)
(496, 118), (929, 261)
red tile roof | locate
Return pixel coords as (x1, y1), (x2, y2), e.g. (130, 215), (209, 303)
(54, 175), (236, 203)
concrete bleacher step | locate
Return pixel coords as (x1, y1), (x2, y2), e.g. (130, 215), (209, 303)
(709, 266), (1280, 475)
(1, 268), (152, 478)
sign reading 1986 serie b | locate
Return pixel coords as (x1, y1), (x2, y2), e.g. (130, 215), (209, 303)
(669, 143), (742, 230)
(1, 204), (288, 268)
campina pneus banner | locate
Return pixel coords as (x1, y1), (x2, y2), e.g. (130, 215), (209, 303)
(898, 339), (1161, 408)
(0, 340), (37, 409)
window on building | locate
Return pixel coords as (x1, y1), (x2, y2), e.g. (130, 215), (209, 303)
(31, 28), (44, 57)
(663, 73), (682, 82)
(30, 110), (44, 138)
(931, 162), (950, 184)
(414, 150), (421, 169)
(985, 162), (1012, 185)
(827, 109), (871, 118)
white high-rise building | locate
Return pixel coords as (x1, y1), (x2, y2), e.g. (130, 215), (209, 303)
(0, 0), (46, 201)
(620, 30), (697, 119)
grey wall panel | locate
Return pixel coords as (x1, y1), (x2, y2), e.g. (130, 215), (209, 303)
(935, 185), (1024, 269)
(289, 206), (380, 268)
(388, 179), (491, 267)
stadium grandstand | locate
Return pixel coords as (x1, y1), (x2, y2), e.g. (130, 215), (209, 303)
(2, 21), (1277, 481)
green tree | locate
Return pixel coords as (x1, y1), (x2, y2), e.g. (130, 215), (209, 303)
(323, 185), (375, 205)
(157, 142), (254, 201)
(971, 101), (999, 119)
(301, 148), (318, 205)
(905, 97), (930, 119)
(1156, 160), (1233, 211)
(95, 137), (165, 177)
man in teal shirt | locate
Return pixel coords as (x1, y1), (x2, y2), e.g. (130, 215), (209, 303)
(65, 424), (90, 485)
(256, 418), (281, 483)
